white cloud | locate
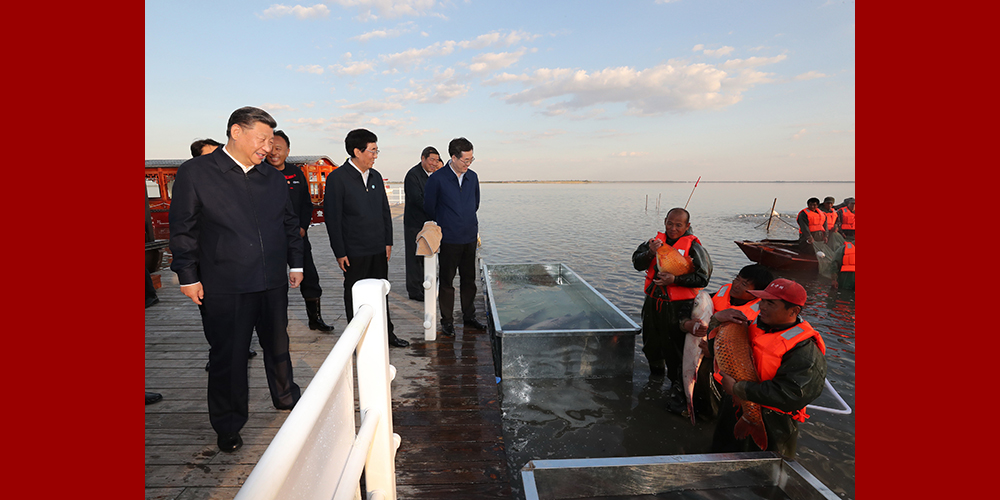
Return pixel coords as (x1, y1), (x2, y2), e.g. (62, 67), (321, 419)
(495, 57), (786, 116)
(352, 21), (416, 42)
(612, 151), (648, 157)
(482, 72), (531, 85)
(329, 60), (376, 76)
(794, 70), (828, 81)
(381, 40), (457, 68)
(458, 30), (540, 49)
(293, 64), (325, 74)
(702, 46), (735, 57)
(259, 4), (330, 19)
(493, 129), (567, 145)
(380, 30), (540, 71)
(467, 48), (528, 74)
(327, 0), (440, 21)
(341, 99), (404, 112)
(792, 128), (807, 140)
(261, 103), (296, 112)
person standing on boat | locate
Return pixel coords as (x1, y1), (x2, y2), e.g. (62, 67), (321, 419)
(324, 128), (409, 348)
(709, 278), (827, 459)
(797, 197), (827, 246)
(631, 207), (712, 404)
(819, 196), (838, 241)
(169, 106), (304, 453)
(403, 146), (443, 301)
(835, 197), (855, 241)
(424, 137), (488, 337)
(266, 130), (335, 332)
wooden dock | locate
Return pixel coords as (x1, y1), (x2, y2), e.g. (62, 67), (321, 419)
(145, 204), (512, 499)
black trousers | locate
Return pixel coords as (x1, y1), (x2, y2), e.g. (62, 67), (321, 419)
(342, 252), (394, 335)
(640, 295), (693, 386)
(298, 234), (322, 300)
(438, 241), (478, 326)
(200, 286), (300, 435)
(403, 224), (424, 298)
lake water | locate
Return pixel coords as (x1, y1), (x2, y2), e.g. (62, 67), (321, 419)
(474, 182), (855, 499)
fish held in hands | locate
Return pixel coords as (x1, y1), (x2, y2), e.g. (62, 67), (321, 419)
(655, 243), (694, 276)
(713, 321), (768, 450)
(681, 290), (714, 425)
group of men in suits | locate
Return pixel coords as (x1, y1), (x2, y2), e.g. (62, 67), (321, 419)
(168, 107), (485, 452)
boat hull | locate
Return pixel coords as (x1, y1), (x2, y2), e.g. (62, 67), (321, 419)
(735, 239), (818, 271)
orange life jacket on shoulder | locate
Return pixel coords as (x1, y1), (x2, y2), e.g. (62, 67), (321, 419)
(822, 210), (837, 231)
(711, 283), (761, 323)
(751, 321), (826, 422)
(840, 242), (855, 272)
(838, 207), (855, 230)
(644, 233), (700, 301)
(798, 208), (826, 234)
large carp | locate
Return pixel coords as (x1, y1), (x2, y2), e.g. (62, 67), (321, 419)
(655, 242), (694, 275)
(713, 322), (768, 450)
(681, 290), (713, 425)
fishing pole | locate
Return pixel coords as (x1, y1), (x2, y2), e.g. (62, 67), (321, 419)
(683, 176), (701, 209)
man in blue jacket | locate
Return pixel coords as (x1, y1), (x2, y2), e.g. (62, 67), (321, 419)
(424, 137), (487, 337)
(169, 106), (304, 453)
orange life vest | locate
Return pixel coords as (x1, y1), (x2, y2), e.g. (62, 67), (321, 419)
(840, 242), (855, 272)
(711, 283), (761, 323)
(798, 208), (826, 234)
(822, 210), (837, 231)
(838, 207), (855, 230)
(644, 233), (700, 301)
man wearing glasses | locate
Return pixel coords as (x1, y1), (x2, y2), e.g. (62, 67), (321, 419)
(324, 128), (408, 347)
(424, 137), (487, 337)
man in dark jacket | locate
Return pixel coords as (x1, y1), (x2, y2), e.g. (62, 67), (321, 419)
(424, 137), (487, 337)
(324, 128), (408, 347)
(267, 130), (334, 332)
(709, 278), (827, 459)
(403, 146), (443, 301)
(631, 208), (712, 406)
(169, 106), (304, 453)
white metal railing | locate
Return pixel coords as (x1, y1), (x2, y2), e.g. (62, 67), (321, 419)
(234, 278), (399, 500)
(422, 252), (439, 341)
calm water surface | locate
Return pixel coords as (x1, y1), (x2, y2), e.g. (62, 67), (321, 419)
(475, 182), (855, 499)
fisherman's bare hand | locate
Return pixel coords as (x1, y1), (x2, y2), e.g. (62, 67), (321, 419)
(385, 245), (392, 261)
(683, 319), (709, 337)
(338, 256), (350, 273)
(653, 271), (675, 286)
(289, 271), (303, 288)
(720, 372), (736, 397)
(299, 228), (306, 237)
(699, 338), (711, 357)
(181, 283), (204, 305)
(649, 238), (663, 253)
(714, 309), (748, 325)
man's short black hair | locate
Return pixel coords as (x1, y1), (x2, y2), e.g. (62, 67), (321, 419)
(346, 128), (378, 158)
(226, 106), (277, 139)
(190, 138), (222, 158)
(421, 146), (440, 159)
(448, 137), (473, 158)
(807, 197), (820, 205)
(273, 130), (290, 147)
(738, 264), (774, 290)
(665, 207), (690, 224)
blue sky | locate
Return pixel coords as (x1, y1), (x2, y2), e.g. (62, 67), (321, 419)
(145, 0), (855, 182)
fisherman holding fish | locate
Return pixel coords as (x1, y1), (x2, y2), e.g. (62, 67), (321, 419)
(707, 278), (827, 459)
(675, 264), (775, 422)
(631, 207), (712, 407)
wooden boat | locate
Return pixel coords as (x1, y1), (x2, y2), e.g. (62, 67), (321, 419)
(144, 155), (339, 239)
(735, 239), (818, 271)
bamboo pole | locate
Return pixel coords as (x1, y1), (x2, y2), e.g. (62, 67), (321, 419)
(765, 198), (777, 232)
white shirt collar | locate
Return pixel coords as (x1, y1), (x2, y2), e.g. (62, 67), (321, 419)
(222, 145), (254, 173)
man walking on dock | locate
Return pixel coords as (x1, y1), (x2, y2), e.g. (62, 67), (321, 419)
(424, 137), (487, 337)
(169, 106), (304, 453)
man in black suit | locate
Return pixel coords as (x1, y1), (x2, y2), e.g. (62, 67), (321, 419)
(324, 128), (408, 347)
(402, 146), (443, 301)
(169, 106), (304, 453)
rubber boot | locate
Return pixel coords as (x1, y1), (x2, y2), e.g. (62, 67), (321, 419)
(305, 298), (334, 332)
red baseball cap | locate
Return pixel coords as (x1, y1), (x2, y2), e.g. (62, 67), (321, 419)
(748, 278), (807, 306)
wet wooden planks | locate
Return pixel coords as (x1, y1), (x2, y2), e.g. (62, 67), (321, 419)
(146, 204), (512, 499)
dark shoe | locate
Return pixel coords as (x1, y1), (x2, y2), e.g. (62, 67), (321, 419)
(217, 432), (243, 453)
(145, 296), (159, 308)
(389, 334), (410, 347)
(275, 399), (297, 411)
(248, 348), (257, 358)
(440, 323), (455, 337)
(464, 318), (488, 330)
(305, 299), (335, 332)
(145, 392), (162, 405)
(409, 294), (425, 301)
